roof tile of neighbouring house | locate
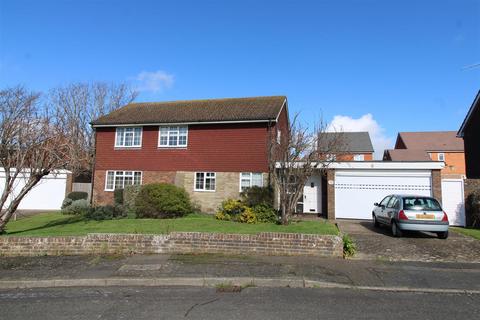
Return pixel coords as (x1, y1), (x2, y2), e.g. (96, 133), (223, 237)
(383, 149), (432, 161)
(318, 132), (374, 153)
(91, 96), (286, 126)
(397, 131), (464, 151)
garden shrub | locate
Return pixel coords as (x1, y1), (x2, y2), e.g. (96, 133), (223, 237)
(466, 189), (480, 227)
(61, 199), (91, 216)
(85, 205), (127, 221)
(134, 183), (192, 219)
(219, 199), (245, 216)
(238, 207), (257, 224)
(61, 198), (73, 210)
(124, 185), (142, 217)
(342, 234), (357, 258)
(240, 186), (274, 207)
(252, 204), (278, 223)
(114, 188), (124, 205)
(66, 191), (88, 201)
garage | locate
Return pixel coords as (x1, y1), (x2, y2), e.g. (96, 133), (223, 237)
(0, 169), (69, 210)
(331, 162), (444, 220)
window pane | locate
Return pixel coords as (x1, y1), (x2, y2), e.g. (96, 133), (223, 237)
(106, 171), (114, 190)
(252, 173), (263, 187)
(195, 173), (204, 190)
(206, 177), (215, 190)
(124, 176), (133, 186)
(240, 179), (250, 191)
(133, 128), (141, 146)
(116, 129), (124, 146)
(134, 172), (142, 185)
(115, 175), (124, 189)
(178, 136), (187, 146)
(169, 135), (178, 146)
(125, 132), (133, 146)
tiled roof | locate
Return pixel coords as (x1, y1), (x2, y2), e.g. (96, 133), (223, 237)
(318, 132), (374, 153)
(397, 131), (464, 151)
(383, 149), (432, 161)
(92, 96), (286, 126)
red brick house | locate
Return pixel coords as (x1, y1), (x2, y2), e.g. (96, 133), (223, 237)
(91, 96), (289, 212)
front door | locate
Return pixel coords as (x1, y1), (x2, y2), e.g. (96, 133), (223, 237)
(303, 175), (322, 214)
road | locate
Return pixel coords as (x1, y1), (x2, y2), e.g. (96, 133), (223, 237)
(1, 286), (479, 320)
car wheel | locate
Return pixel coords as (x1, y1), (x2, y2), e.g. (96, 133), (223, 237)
(437, 231), (449, 239)
(373, 214), (380, 228)
(391, 221), (402, 237)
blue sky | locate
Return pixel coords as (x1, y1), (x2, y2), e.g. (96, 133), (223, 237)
(1, 0), (479, 156)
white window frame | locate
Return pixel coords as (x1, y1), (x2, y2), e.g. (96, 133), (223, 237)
(114, 127), (142, 148)
(105, 170), (142, 191)
(438, 153), (445, 162)
(276, 130), (281, 144)
(194, 172), (216, 192)
(158, 125), (188, 148)
(326, 153), (337, 162)
(239, 172), (264, 192)
(353, 154), (365, 161)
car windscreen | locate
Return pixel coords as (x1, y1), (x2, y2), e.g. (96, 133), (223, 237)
(402, 197), (442, 211)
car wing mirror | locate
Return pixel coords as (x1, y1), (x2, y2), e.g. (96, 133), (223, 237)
(374, 202), (379, 207)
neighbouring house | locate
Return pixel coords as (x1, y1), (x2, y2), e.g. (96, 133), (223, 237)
(383, 131), (465, 179)
(91, 96), (289, 213)
(457, 90), (480, 226)
(383, 131), (466, 226)
(317, 132), (374, 161)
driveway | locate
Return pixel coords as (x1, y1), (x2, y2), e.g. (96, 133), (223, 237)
(337, 219), (480, 263)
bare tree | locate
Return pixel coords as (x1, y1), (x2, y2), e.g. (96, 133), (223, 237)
(49, 82), (138, 176)
(268, 114), (346, 225)
(0, 87), (74, 232)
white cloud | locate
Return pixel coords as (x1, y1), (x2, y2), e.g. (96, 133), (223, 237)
(327, 113), (393, 159)
(134, 70), (174, 93)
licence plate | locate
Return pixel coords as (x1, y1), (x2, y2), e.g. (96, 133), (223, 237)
(416, 214), (435, 220)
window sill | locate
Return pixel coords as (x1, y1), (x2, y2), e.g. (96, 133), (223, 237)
(114, 147), (142, 150)
(194, 189), (216, 193)
(157, 146), (188, 149)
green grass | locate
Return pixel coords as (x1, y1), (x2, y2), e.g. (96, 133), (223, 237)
(452, 227), (480, 240)
(3, 212), (338, 237)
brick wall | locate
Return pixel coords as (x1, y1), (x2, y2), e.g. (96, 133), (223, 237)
(431, 169), (442, 203)
(464, 179), (480, 226)
(326, 169), (335, 220)
(0, 232), (343, 257)
(429, 152), (465, 177)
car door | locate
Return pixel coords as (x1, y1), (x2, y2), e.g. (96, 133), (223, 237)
(385, 197), (399, 223)
(376, 196), (391, 223)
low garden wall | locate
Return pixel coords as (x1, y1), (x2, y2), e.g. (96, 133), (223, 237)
(0, 232), (343, 257)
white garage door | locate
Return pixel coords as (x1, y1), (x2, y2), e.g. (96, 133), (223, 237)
(335, 170), (432, 220)
(441, 179), (465, 227)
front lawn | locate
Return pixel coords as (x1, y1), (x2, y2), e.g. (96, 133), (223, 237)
(3, 212), (339, 237)
(452, 227), (480, 240)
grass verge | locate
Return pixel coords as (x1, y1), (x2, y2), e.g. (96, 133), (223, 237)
(451, 227), (480, 240)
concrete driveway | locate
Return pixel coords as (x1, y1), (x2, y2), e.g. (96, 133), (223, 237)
(337, 219), (480, 263)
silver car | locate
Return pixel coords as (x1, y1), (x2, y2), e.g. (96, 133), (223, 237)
(372, 194), (449, 239)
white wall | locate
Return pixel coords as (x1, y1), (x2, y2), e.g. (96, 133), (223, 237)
(0, 170), (68, 210)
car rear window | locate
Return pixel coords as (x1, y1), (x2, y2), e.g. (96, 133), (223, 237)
(402, 197), (441, 211)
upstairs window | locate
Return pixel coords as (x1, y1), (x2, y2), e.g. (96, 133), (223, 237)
(240, 173), (264, 191)
(438, 153), (445, 162)
(159, 126), (188, 147)
(353, 154), (365, 161)
(105, 171), (142, 191)
(115, 127), (142, 147)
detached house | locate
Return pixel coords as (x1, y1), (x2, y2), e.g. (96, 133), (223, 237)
(91, 96), (288, 213)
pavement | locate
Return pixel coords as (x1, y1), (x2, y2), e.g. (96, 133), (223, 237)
(337, 219), (480, 263)
(1, 286), (479, 319)
(1, 253), (479, 292)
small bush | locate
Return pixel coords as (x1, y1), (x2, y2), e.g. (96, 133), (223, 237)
(85, 205), (127, 221)
(238, 207), (257, 224)
(134, 183), (192, 219)
(61, 198), (73, 210)
(218, 199), (244, 216)
(240, 186), (274, 207)
(342, 234), (356, 258)
(61, 199), (91, 215)
(66, 191), (88, 201)
(466, 190), (480, 227)
(215, 211), (232, 221)
(114, 188), (124, 205)
(252, 204), (278, 223)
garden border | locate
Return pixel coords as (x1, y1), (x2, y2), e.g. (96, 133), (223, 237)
(0, 232), (343, 257)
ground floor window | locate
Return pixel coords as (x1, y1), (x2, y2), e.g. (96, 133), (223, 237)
(195, 172), (216, 191)
(240, 172), (263, 191)
(105, 171), (142, 191)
